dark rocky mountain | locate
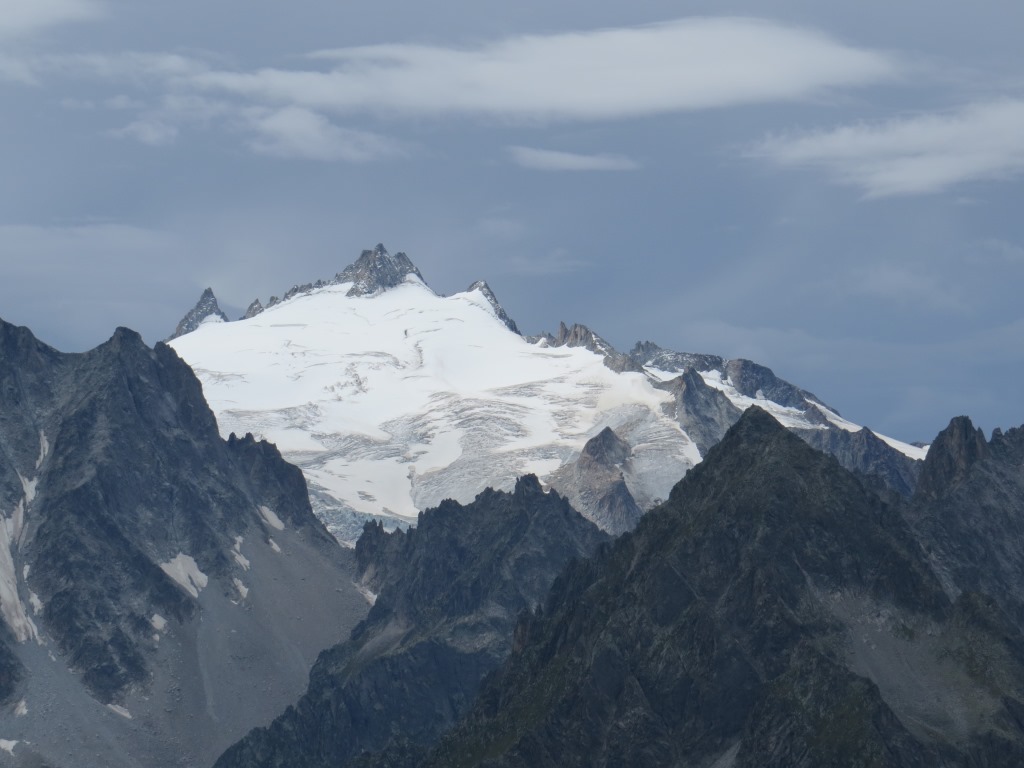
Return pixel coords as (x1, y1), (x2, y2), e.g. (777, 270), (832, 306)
(0, 318), (369, 767)
(655, 367), (743, 456)
(468, 280), (520, 335)
(905, 416), (1024, 628)
(215, 476), (608, 768)
(167, 286), (229, 340)
(546, 427), (643, 535)
(423, 408), (1024, 767)
(634, 340), (923, 496)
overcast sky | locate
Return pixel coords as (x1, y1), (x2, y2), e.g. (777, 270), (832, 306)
(2, 1), (1023, 443)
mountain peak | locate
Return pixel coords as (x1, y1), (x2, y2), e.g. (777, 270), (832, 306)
(580, 426), (631, 465)
(915, 415), (989, 500)
(468, 280), (520, 334)
(168, 287), (229, 340)
(334, 244), (426, 297)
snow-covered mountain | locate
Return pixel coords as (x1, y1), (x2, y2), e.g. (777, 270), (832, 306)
(170, 245), (925, 542)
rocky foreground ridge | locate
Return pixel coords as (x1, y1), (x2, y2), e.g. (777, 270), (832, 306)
(212, 408), (1024, 767)
(216, 476), (607, 768)
(0, 318), (369, 767)
(420, 409), (1024, 767)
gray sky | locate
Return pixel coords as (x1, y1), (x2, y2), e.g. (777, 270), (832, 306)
(2, 0), (1023, 443)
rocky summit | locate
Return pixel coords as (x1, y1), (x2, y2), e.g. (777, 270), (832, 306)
(0, 318), (369, 768)
(168, 286), (230, 340)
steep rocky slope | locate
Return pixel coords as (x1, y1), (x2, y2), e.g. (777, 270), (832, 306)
(906, 416), (1024, 628)
(0, 318), (369, 767)
(215, 476), (607, 768)
(423, 408), (1024, 767)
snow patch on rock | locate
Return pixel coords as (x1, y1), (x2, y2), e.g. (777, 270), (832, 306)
(107, 703), (133, 720)
(232, 536), (250, 570)
(159, 554), (208, 598)
(35, 429), (49, 471)
(258, 506), (285, 531)
(0, 515), (38, 643)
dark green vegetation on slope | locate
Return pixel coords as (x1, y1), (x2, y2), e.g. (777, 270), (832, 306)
(215, 476), (608, 768)
(422, 408), (1024, 767)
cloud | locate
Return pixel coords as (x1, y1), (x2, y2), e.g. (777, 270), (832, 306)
(193, 18), (896, 121)
(245, 106), (402, 162)
(112, 119), (179, 146)
(0, 0), (101, 38)
(507, 146), (638, 171)
(37, 51), (208, 82)
(0, 55), (36, 84)
(753, 99), (1024, 197)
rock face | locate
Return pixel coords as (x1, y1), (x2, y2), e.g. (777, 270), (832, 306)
(168, 286), (229, 339)
(242, 297), (265, 319)
(655, 367), (742, 456)
(215, 476), (608, 768)
(913, 415), (990, 501)
(905, 417), (1024, 626)
(0, 318), (369, 768)
(423, 409), (1024, 767)
(546, 427), (643, 535)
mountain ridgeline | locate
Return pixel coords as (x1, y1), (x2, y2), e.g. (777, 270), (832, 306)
(215, 476), (608, 768)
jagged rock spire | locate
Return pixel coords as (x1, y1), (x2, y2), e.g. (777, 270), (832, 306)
(334, 243), (426, 297)
(241, 298), (264, 320)
(168, 288), (229, 340)
(535, 321), (641, 373)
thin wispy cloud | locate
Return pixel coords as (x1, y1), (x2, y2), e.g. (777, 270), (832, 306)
(14, 17), (898, 165)
(753, 99), (1024, 197)
(111, 119), (179, 146)
(508, 146), (638, 171)
(0, 0), (101, 38)
(245, 106), (403, 162)
(39, 51), (208, 82)
(193, 18), (896, 121)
